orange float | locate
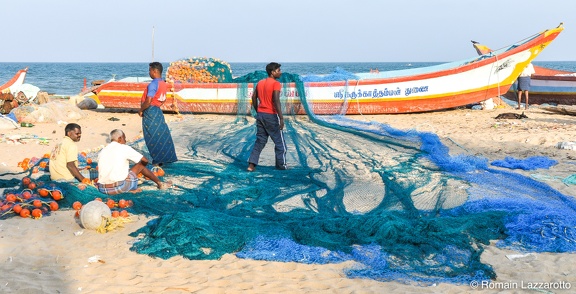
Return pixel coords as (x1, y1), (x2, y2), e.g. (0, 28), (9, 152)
(49, 202), (59, 211)
(19, 208), (30, 218)
(5, 193), (17, 202)
(22, 191), (32, 200)
(13, 204), (22, 214)
(31, 208), (42, 219)
(32, 199), (42, 208)
(39, 189), (49, 197)
(51, 190), (62, 201)
(72, 201), (82, 210)
(106, 199), (116, 209)
(118, 199), (128, 208)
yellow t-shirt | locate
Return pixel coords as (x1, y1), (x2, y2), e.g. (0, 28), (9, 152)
(49, 136), (78, 181)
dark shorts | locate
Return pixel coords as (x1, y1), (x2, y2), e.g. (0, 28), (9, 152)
(97, 171), (139, 195)
(518, 76), (531, 91)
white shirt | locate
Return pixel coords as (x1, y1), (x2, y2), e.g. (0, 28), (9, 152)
(520, 63), (535, 77)
(97, 141), (143, 184)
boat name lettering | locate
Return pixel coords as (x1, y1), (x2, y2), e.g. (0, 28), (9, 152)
(494, 59), (512, 73)
(333, 87), (401, 99)
(404, 86), (429, 96)
(248, 90), (301, 98)
(283, 90), (300, 97)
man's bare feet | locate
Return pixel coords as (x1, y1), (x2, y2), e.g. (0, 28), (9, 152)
(158, 180), (173, 190)
(129, 188), (143, 193)
(247, 163), (256, 172)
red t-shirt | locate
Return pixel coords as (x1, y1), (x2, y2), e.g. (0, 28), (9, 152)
(256, 78), (281, 114)
(141, 78), (168, 107)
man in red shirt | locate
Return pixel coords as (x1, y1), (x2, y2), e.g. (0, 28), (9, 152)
(247, 62), (287, 171)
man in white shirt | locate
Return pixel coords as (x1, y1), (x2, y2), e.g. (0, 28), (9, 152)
(97, 129), (172, 195)
(517, 62), (535, 110)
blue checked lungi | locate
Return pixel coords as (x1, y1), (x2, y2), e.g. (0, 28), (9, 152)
(142, 106), (178, 165)
(518, 76), (531, 91)
(97, 171), (139, 195)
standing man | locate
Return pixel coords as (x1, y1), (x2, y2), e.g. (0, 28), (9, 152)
(49, 123), (89, 183)
(517, 62), (535, 110)
(97, 129), (171, 195)
(247, 62), (287, 172)
(138, 61), (178, 166)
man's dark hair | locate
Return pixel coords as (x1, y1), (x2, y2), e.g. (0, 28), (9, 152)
(65, 123), (81, 135)
(149, 61), (163, 73)
(266, 62), (281, 76)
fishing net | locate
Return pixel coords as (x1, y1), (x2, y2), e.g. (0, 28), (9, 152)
(2, 69), (576, 286)
(9, 101), (86, 123)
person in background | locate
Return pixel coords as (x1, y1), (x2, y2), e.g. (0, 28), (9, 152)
(247, 62), (287, 172)
(49, 123), (90, 184)
(97, 129), (172, 195)
(517, 62), (535, 110)
(138, 61), (178, 166)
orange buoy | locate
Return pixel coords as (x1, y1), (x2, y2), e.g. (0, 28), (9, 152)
(19, 208), (30, 218)
(31, 208), (42, 219)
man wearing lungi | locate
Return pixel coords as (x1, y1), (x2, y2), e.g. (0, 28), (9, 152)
(97, 129), (172, 195)
(138, 62), (178, 166)
(517, 62), (535, 110)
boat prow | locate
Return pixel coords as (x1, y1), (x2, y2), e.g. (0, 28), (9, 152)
(471, 30), (576, 106)
(0, 68), (28, 93)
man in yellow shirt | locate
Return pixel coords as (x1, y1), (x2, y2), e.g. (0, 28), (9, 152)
(49, 123), (88, 183)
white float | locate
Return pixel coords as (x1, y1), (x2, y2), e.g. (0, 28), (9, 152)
(80, 200), (112, 230)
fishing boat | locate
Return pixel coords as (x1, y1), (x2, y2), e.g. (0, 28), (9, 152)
(472, 34), (576, 106)
(91, 24), (564, 115)
(0, 68), (28, 93)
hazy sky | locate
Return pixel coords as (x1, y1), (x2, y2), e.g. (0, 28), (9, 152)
(2, 0), (574, 63)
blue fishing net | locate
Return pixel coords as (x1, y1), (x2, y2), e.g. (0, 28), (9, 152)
(491, 156), (558, 170)
(1, 69), (576, 286)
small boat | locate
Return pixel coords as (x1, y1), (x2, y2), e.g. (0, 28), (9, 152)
(92, 24), (564, 115)
(472, 34), (576, 106)
(0, 68), (28, 93)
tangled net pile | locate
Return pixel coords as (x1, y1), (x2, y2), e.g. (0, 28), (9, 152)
(1, 67), (576, 286)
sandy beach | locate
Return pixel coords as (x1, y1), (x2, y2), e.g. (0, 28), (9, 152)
(1, 103), (576, 293)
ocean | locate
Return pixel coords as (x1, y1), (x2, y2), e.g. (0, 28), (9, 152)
(1, 61), (575, 96)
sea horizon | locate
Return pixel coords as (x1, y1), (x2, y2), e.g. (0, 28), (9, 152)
(1, 61), (575, 96)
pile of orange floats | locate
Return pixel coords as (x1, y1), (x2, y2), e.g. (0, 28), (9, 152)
(166, 57), (232, 84)
(0, 177), (63, 219)
(17, 151), (96, 175)
(17, 154), (49, 173)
